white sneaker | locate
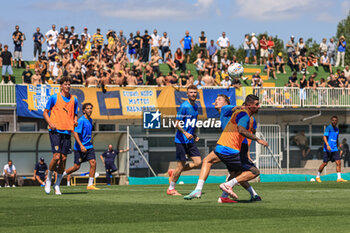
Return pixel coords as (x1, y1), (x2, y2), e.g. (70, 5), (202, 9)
(54, 185), (62, 195)
(12, 185), (16, 187)
(5, 185), (10, 188)
(45, 180), (51, 194)
(218, 197), (222, 203)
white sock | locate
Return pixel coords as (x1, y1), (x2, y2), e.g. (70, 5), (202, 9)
(226, 178), (238, 188)
(337, 172), (341, 179)
(195, 179), (205, 191)
(88, 177), (94, 186)
(67, 181), (70, 186)
(168, 181), (175, 190)
(63, 171), (67, 177)
(55, 174), (63, 186)
(246, 186), (258, 197)
(317, 172), (321, 178)
(46, 170), (53, 182)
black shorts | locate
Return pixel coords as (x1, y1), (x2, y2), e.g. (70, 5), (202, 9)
(323, 151), (340, 163)
(105, 162), (117, 172)
(175, 143), (201, 161)
(37, 174), (45, 181)
(215, 150), (241, 172)
(74, 148), (96, 165)
(49, 131), (72, 155)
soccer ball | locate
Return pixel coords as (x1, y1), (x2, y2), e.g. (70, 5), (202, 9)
(310, 178), (315, 182)
(228, 63), (244, 78)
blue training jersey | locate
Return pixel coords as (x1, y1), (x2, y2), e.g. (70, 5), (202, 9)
(74, 115), (93, 151)
(174, 100), (198, 144)
(184, 35), (192, 49)
(45, 93), (78, 135)
(220, 105), (236, 130)
(324, 124), (339, 152)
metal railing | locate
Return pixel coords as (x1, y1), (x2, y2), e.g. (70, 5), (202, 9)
(1, 84), (350, 108)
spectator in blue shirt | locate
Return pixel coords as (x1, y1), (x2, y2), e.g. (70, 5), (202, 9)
(207, 40), (218, 68)
(335, 36), (346, 67)
(32, 157), (48, 186)
(180, 30), (193, 64)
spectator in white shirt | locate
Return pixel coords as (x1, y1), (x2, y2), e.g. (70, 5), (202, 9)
(216, 32), (230, 58)
(220, 75), (232, 88)
(81, 27), (91, 42)
(151, 29), (160, 56)
(160, 32), (171, 61)
(320, 51), (332, 73)
(343, 65), (350, 79)
(319, 38), (328, 56)
(45, 24), (58, 46)
(250, 33), (259, 65)
(243, 34), (251, 64)
(3, 160), (16, 187)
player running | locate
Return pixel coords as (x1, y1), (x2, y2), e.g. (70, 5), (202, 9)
(167, 85), (202, 196)
(217, 94), (268, 198)
(43, 77), (78, 195)
(184, 94), (261, 202)
(316, 116), (347, 183)
(63, 103), (100, 190)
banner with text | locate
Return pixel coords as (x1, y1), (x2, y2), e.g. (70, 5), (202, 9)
(16, 85), (248, 120)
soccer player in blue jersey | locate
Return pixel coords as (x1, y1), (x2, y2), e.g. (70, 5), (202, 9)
(316, 116), (347, 182)
(63, 103), (100, 190)
(184, 95), (261, 202)
(167, 85), (202, 196)
(43, 77), (78, 195)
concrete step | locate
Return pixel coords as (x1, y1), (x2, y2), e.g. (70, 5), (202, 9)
(246, 75), (269, 80)
(244, 67), (262, 73)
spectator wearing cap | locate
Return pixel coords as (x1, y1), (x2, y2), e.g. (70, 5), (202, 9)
(250, 33), (258, 65)
(335, 36), (346, 67)
(3, 160), (16, 187)
(286, 35), (296, 58)
(275, 52), (286, 74)
(217, 32), (230, 59)
(82, 27), (91, 42)
(92, 28), (104, 52)
(32, 157), (48, 186)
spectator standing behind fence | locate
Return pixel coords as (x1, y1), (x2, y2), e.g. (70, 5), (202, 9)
(207, 40), (218, 68)
(327, 38), (336, 66)
(0, 45), (14, 84)
(217, 32), (230, 59)
(3, 160), (16, 187)
(250, 33), (258, 65)
(45, 24), (58, 49)
(33, 27), (44, 61)
(142, 30), (151, 62)
(259, 35), (268, 65)
(32, 157), (48, 186)
(335, 36), (346, 67)
(267, 36), (275, 56)
(288, 72), (299, 87)
(243, 34), (250, 64)
(150, 29), (160, 55)
(198, 31), (207, 55)
(340, 139), (350, 167)
(12, 25), (24, 68)
(180, 30), (193, 64)
(160, 32), (171, 61)
(319, 38), (328, 56)
(294, 131), (310, 160)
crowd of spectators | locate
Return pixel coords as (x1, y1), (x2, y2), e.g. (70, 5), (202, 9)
(0, 25), (348, 89)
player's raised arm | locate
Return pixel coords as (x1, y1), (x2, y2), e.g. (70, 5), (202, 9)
(238, 125), (268, 147)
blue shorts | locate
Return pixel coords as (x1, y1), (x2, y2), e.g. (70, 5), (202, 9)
(49, 131), (72, 155)
(175, 143), (201, 161)
(215, 149), (241, 172)
(105, 162), (117, 172)
(268, 49), (274, 54)
(323, 151), (340, 163)
(2, 65), (13, 76)
(129, 48), (136, 55)
(245, 49), (250, 57)
(184, 49), (192, 55)
(251, 49), (256, 56)
(74, 148), (96, 165)
(37, 174), (46, 181)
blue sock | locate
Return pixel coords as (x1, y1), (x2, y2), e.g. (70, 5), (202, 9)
(221, 191), (229, 198)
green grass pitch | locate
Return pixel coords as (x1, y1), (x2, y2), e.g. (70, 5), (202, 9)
(1, 182), (350, 233)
